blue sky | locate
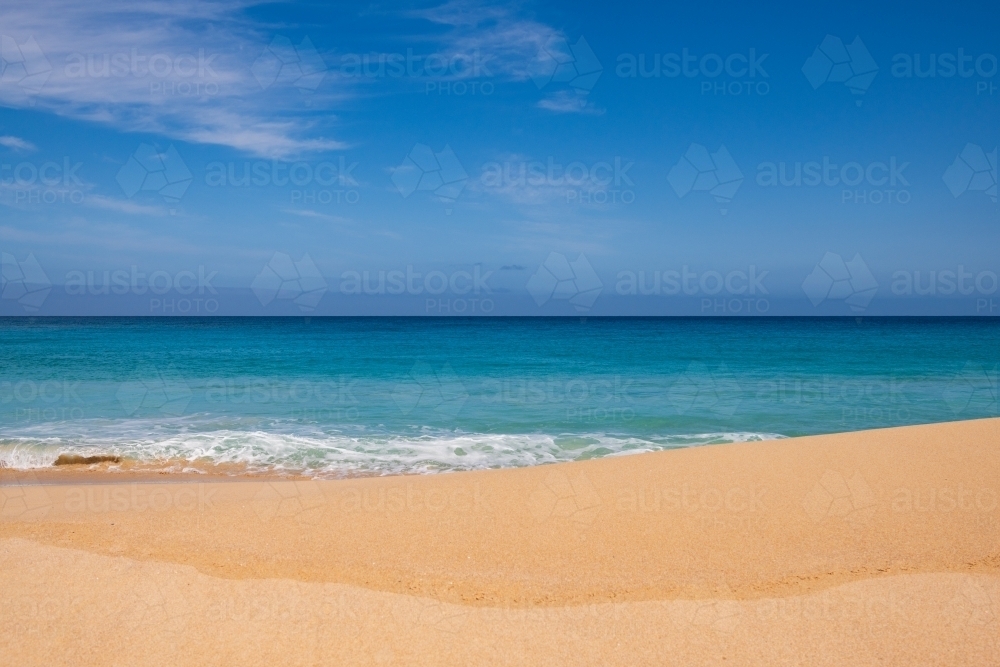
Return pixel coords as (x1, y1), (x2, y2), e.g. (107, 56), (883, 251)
(0, 0), (997, 315)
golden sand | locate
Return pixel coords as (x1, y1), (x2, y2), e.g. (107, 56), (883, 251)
(2, 418), (999, 665)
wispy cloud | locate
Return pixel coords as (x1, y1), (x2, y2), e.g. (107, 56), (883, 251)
(536, 90), (604, 115)
(282, 209), (354, 224)
(0, 0), (349, 158)
(468, 151), (629, 210)
(409, 0), (562, 81)
(85, 194), (169, 216)
(0, 136), (38, 152)
(409, 1), (604, 114)
(0, 0), (600, 158)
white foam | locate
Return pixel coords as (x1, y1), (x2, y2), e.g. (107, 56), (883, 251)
(0, 422), (785, 477)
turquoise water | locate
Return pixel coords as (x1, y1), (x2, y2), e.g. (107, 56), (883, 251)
(0, 317), (997, 476)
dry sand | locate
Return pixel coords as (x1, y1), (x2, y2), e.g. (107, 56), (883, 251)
(2, 418), (999, 665)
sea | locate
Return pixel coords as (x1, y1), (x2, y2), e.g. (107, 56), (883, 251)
(0, 317), (997, 477)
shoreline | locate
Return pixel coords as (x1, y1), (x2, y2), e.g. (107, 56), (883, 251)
(3, 417), (998, 602)
(3, 418), (999, 665)
(2, 416), (990, 484)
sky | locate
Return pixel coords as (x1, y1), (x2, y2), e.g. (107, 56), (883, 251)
(0, 0), (997, 316)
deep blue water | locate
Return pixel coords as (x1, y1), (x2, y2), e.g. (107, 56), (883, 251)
(0, 317), (997, 475)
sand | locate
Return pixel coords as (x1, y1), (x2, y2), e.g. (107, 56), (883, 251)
(2, 418), (999, 665)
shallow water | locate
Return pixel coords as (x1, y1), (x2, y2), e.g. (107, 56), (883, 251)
(0, 317), (996, 476)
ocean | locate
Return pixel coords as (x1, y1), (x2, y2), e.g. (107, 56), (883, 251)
(1, 317), (997, 476)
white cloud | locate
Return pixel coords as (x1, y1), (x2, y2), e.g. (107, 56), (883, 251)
(409, 2), (604, 115)
(85, 194), (169, 216)
(536, 90), (604, 115)
(0, 136), (38, 152)
(0, 0), (349, 158)
(0, 0), (598, 159)
(281, 209), (354, 224)
(409, 0), (564, 81)
(469, 151), (626, 208)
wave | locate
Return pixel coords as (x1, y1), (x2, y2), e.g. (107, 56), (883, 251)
(0, 420), (785, 476)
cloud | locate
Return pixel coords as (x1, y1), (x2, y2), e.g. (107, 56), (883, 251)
(178, 111), (348, 158)
(471, 159), (628, 210)
(0, 1), (600, 157)
(85, 194), (169, 216)
(409, 2), (604, 115)
(281, 209), (354, 224)
(409, 0), (564, 81)
(0, 0), (349, 158)
(536, 90), (604, 115)
(0, 136), (38, 152)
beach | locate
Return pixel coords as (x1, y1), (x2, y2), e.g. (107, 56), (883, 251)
(2, 0), (996, 664)
(2, 417), (998, 665)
